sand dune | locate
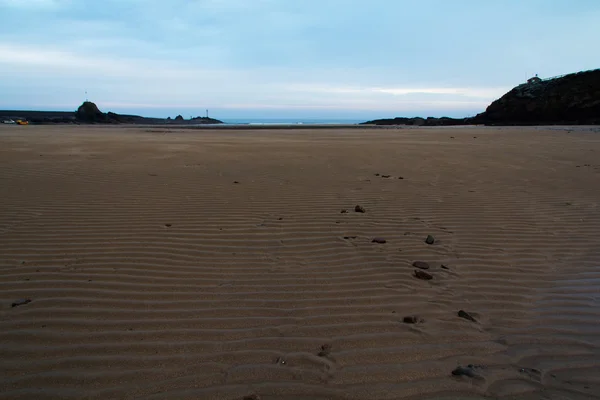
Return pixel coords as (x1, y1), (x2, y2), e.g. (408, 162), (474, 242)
(1, 125), (599, 399)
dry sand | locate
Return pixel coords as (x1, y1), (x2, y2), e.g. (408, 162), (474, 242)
(1, 125), (599, 399)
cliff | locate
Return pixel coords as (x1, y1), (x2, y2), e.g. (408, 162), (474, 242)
(364, 69), (600, 126)
(473, 69), (600, 125)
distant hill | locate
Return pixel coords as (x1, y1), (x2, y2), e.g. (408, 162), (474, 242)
(472, 69), (600, 125)
(0, 102), (223, 125)
(364, 69), (600, 126)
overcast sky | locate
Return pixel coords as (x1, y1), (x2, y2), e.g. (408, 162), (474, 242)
(0, 0), (599, 119)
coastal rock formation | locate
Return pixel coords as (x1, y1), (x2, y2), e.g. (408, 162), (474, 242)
(363, 69), (600, 126)
(362, 116), (468, 126)
(76, 101), (108, 123)
(473, 69), (600, 125)
(0, 102), (223, 125)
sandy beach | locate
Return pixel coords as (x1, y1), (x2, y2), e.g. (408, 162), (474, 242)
(1, 125), (599, 399)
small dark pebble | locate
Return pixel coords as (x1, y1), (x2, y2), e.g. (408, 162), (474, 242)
(397, 176), (404, 180)
(355, 205), (366, 213)
(11, 299), (31, 308)
(381, 175), (391, 178)
(278, 217), (283, 220)
(165, 224), (172, 227)
(441, 264), (449, 270)
(412, 261), (430, 270)
(452, 366), (478, 378)
(403, 316), (423, 324)
(391, 310), (396, 313)
(372, 237), (387, 244)
(242, 395), (261, 400)
(576, 165), (581, 168)
(341, 209), (348, 214)
(458, 309), (477, 322)
(450, 136), (455, 139)
(425, 235), (435, 245)
(318, 343), (332, 357)
(233, 181), (240, 184)
(344, 236), (357, 240)
(473, 136), (478, 138)
(414, 270), (433, 280)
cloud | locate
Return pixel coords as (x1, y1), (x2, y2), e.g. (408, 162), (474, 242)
(0, 0), (65, 9)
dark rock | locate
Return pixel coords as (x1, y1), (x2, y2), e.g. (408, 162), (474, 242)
(233, 181), (240, 184)
(75, 101), (106, 123)
(381, 174), (391, 178)
(458, 310), (477, 322)
(413, 270), (433, 280)
(397, 176), (404, 180)
(355, 205), (366, 213)
(403, 316), (423, 324)
(412, 261), (430, 270)
(11, 298), (31, 308)
(341, 209), (348, 214)
(318, 343), (332, 357)
(372, 237), (387, 244)
(362, 116), (468, 126)
(441, 264), (449, 270)
(165, 224), (172, 227)
(242, 395), (261, 400)
(425, 235), (435, 245)
(452, 366), (480, 378)
(374, 173), (380, 176)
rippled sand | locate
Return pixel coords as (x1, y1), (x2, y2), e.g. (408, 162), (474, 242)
(1, 125), (599, 399)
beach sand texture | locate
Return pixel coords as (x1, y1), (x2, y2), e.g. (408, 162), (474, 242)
(1, 125), (599, 399)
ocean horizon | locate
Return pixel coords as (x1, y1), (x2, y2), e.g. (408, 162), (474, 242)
(220, 118), (364, 125)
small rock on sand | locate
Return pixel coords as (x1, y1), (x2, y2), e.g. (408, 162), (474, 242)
(403, 316), (423, 324)
(414, 270), (433, 280)
(165, 224), (172, 227)
(355, 205), (366, 213)
(372, 237), (387, 244)
(412, 261), (430, 270)
(233, 181), (240, 184)
(318, 343), (332, 357)
(382, 174), (391, 178)
(341, 209), (348, 214)
(242, 395), (261, 400)
(452, 366), (481, 378)
(458, 309), (477, 322)
(425, 235), (435, 245)
(11, 299), (31, 308)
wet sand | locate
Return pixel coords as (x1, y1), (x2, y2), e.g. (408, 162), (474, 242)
(1, 125), (599, 399)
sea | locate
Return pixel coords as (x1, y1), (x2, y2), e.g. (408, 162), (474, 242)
(220, 118), (363, 125)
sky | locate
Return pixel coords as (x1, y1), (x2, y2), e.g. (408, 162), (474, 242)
(0, 0), (599, 120)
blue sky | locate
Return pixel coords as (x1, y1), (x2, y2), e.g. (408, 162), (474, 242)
(0, 0), (599, 119)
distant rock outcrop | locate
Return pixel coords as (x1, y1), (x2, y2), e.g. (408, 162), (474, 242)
(76, 101), (107, 123)
(472, 69), (600, 125)
(362, 116), (469, 126)
(1, 104), (224, 125)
